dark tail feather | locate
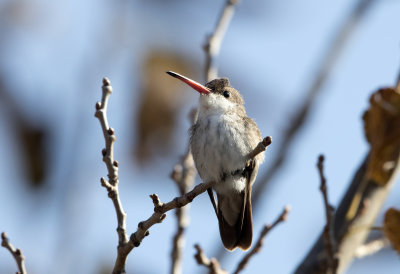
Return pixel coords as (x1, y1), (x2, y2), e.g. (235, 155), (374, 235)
(217, 189), (253, 251)
(237, 189), (252, 250)
(238, 159), (256, 250)
(218, 214), (240, 251)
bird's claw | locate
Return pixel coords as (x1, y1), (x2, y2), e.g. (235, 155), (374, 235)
(245, 159), (255, 170)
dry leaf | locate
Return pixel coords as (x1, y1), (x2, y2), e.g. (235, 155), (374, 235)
(0, 75), (48, 187)
(18, 125), (48, 187)
(363, 88), (400, 185)
(134, 51), (198, 164)
(383, 208), (400, 255)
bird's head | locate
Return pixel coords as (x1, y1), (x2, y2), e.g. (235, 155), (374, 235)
(167, 71), (245, 115)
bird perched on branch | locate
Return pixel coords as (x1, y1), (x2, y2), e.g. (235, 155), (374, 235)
(167, 71), (265, 251)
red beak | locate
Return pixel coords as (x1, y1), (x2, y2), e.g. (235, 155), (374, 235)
(167, 71), (211, 94)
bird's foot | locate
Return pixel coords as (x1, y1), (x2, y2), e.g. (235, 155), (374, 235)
(245, 159), (256, 170)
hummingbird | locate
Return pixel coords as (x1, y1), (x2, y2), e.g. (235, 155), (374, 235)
(167, 71), (264, 251)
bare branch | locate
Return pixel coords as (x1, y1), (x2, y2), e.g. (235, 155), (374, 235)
(233, 206), (290, 274)
(170, 110), (197, 274)
(194, 244), (228, 274)
(354, 237), (390, 258)
(95, 78), (130, 274)
(1, 232), (27, 274)
(132, 181), (215, 247)
(247, 136), (272, 160)
(317, 155), (338, 274)
(204, 0), (239, 82)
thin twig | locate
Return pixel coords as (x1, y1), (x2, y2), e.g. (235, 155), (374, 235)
(354, 236), (390, 258)
(194, 244), (228, 274)
(317, 155), (338, 274)
(247, 136), (272, 160)
(233, 206), (290, 274)
(95, 78), (130, 274)
(1, 232), (27, 274)
(204, 0), (239, 82)
(170, 110), (197, 274)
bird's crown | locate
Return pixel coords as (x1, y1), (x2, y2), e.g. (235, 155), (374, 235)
(205, 78), (230, 91)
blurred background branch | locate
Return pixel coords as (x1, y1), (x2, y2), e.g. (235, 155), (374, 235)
(169, 110), (196, 274)
(233, 205), (290, 274)
(204, 0), (239, 82)
(194, 244), (228, 274)
(316, 155), (339, 274)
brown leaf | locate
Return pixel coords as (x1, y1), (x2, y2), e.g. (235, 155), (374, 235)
(134, 51), (198, 164)
(0, 74), (48, 187)
(18, 125), (48, 187)
(363, 88), (400, 185)
(383, 208), (400, 255)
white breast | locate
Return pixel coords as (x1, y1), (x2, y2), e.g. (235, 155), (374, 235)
(191, 112), (250, 194)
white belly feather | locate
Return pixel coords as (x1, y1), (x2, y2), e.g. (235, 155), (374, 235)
(191, 113), (251, 194)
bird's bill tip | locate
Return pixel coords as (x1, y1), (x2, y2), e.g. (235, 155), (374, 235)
(166, 71), (177, 77)
(166, 71), (210, 94)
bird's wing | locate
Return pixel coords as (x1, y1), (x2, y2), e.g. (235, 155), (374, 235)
(243, 116), (264, 163)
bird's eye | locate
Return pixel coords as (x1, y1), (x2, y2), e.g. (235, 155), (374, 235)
(223, 90), (230, 98)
